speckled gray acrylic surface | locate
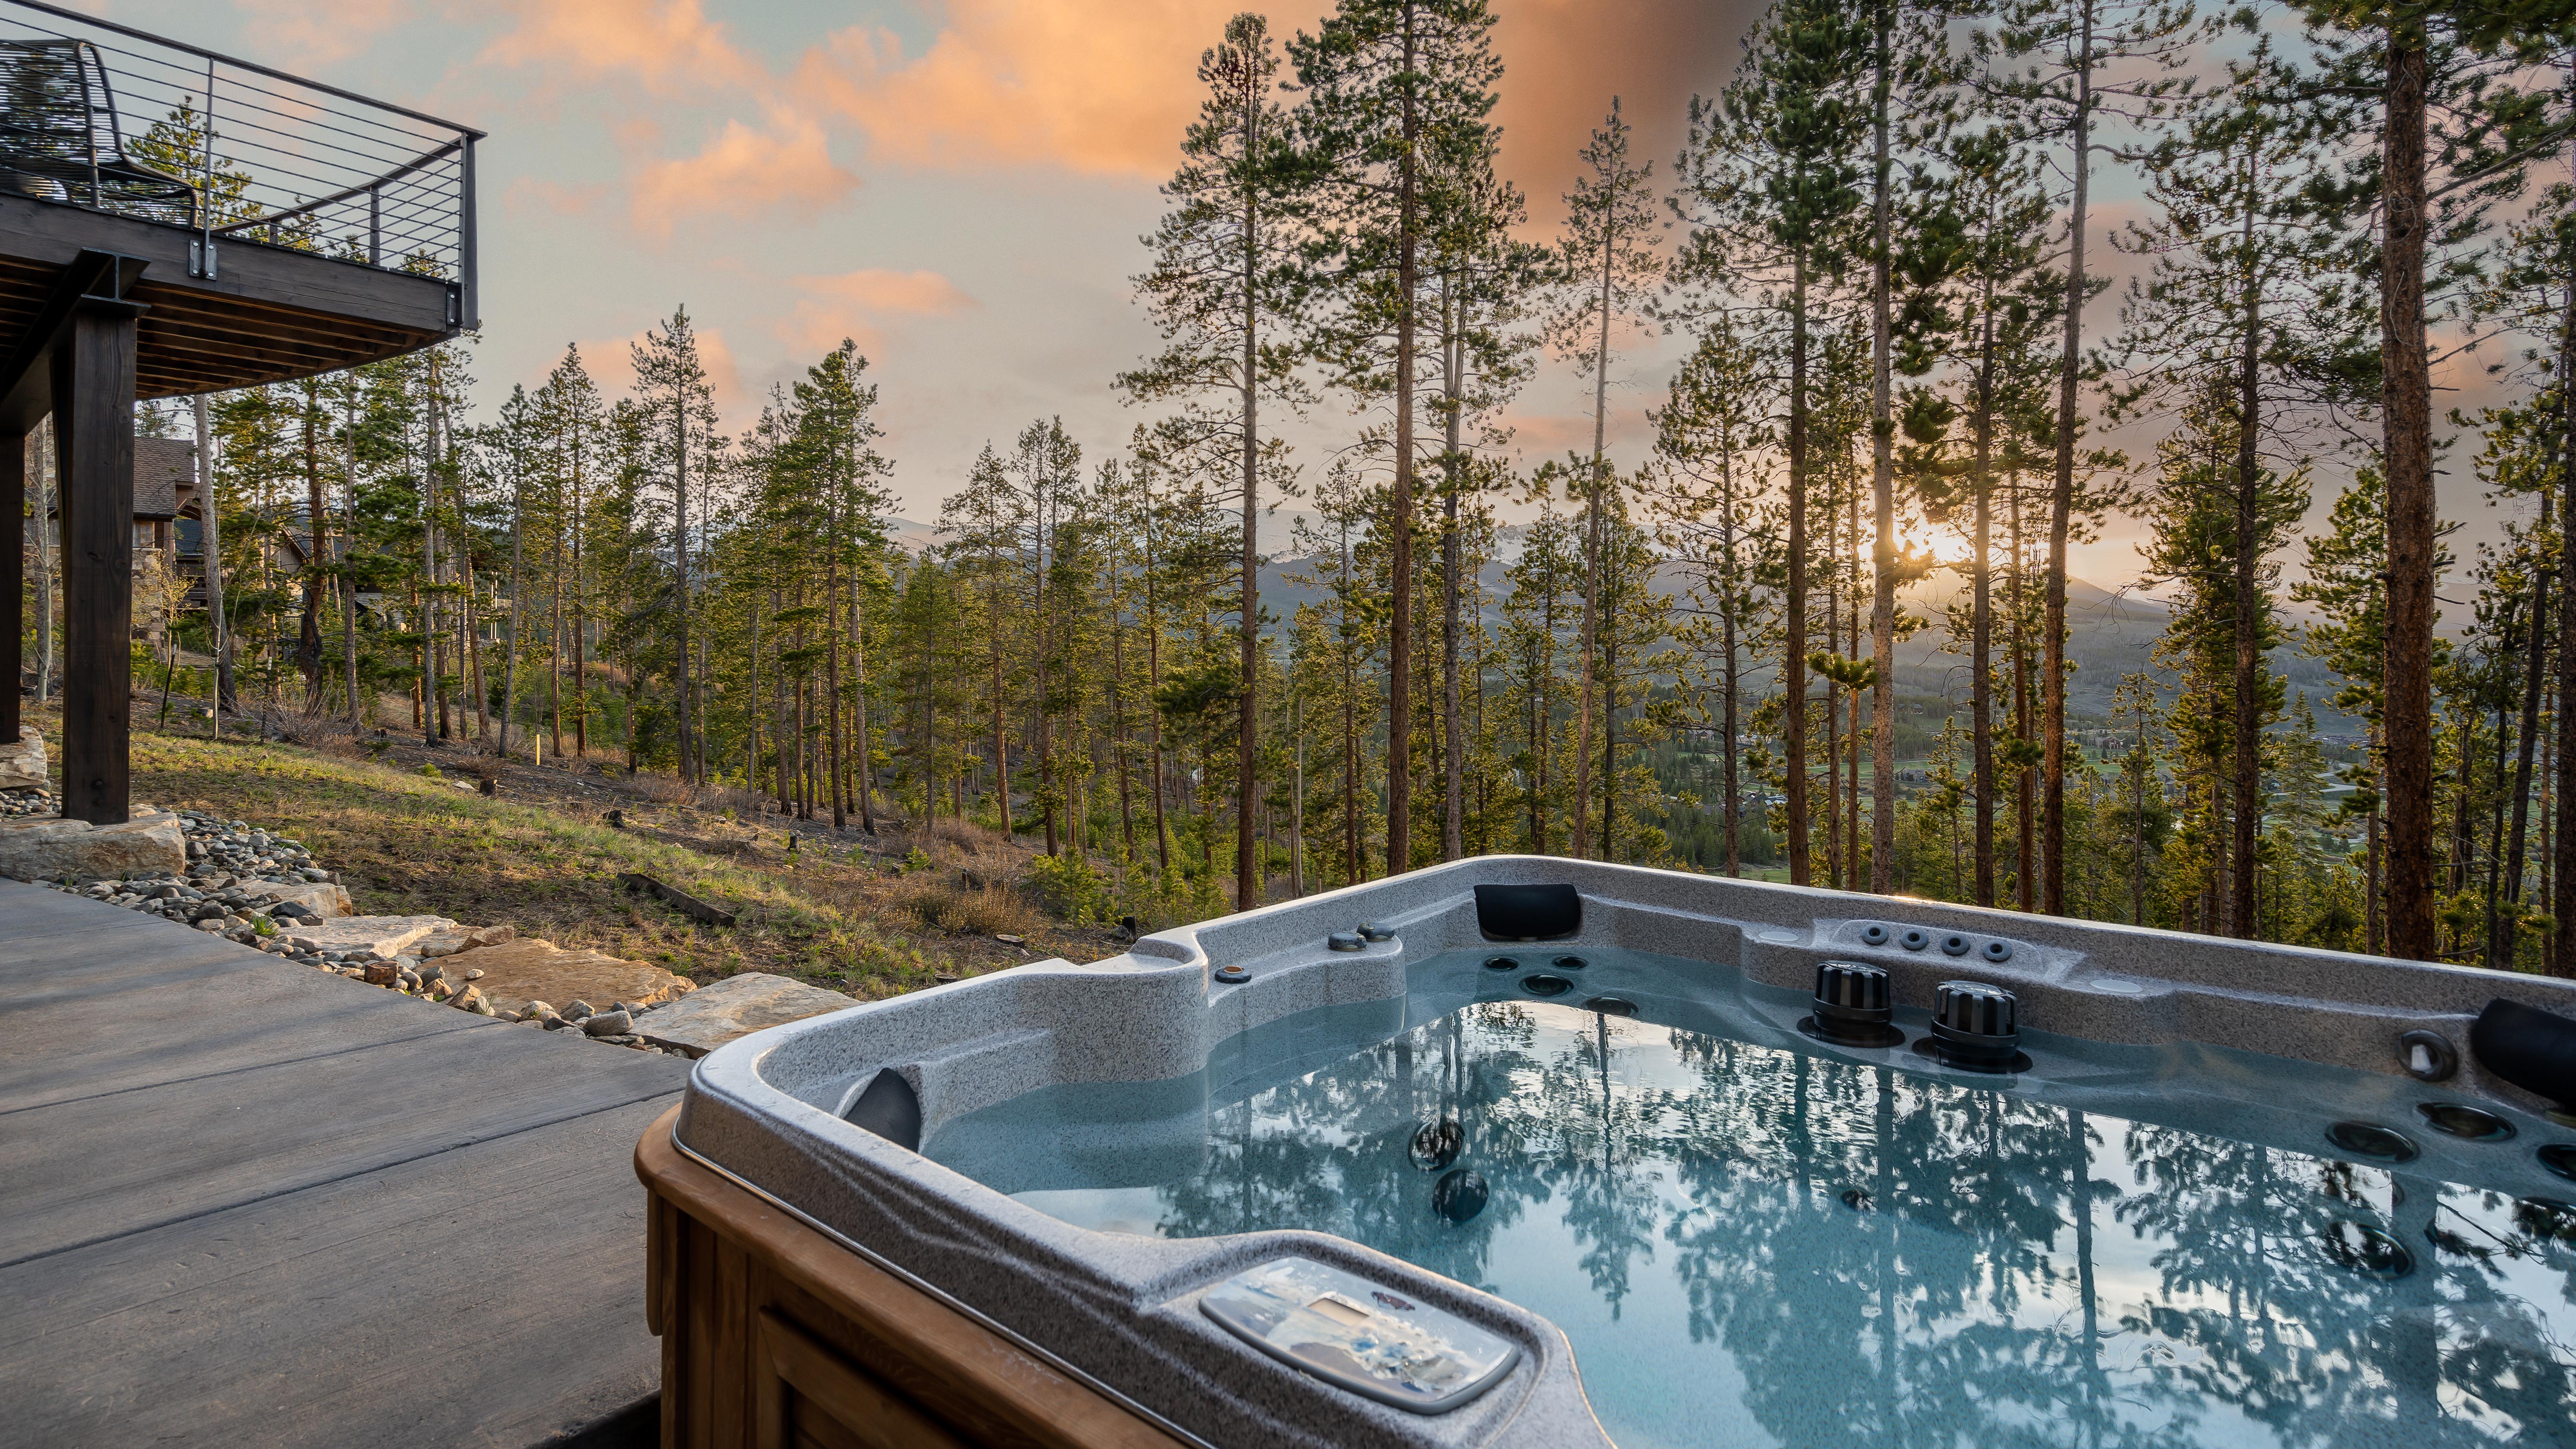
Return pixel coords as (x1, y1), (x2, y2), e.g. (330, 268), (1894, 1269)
(674, 856), (2576, 1449)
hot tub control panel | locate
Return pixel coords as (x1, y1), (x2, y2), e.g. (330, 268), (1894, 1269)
(1198, 1256), (1520, 1415)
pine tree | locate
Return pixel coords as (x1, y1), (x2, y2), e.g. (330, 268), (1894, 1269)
(1671, 0), (1869, 886)
(2110, 35), (2356, 935)
(1291, 0), (1503, 876)
(1547, 97), (1660, 861)
(1122, 13), (1307, 904)
(1989, 0), (2204, 914)
(631, 309), (720, 784)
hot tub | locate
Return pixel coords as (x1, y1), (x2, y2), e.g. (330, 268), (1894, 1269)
(653, 858), (2576, 1448)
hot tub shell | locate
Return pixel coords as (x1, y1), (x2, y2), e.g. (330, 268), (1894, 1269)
(656, 856), (2576, 1448)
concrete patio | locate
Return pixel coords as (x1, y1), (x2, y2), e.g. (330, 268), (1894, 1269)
(0, 878), (683, 1447)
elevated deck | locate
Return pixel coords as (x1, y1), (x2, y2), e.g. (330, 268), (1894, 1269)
(0, 0), (481, 826)
(0, 881), (679, 1448)
(0, 189), (461, 407)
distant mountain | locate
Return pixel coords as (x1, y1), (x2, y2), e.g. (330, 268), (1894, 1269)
(886, 513), (2353, 732)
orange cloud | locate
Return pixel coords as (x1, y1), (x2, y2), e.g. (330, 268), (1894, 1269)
(795, 269), (978, 316)
(629, 115), (859, 236)
(774, 270), (975, 355)
(238, 0), (409, 65)
(776, 305), (888, 359)
(476, 0), (758, 95)
(794, 0), (1327, 178)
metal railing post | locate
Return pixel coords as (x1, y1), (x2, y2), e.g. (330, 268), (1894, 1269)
(368, 183), (379, 266)
(194, 56), (214, 278)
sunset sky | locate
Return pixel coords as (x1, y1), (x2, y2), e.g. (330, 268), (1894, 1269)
(90, 0), (2557, 587)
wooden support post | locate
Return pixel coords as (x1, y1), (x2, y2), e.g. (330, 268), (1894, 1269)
(54, 297), (143, 825)
(1, 428), (21, 745)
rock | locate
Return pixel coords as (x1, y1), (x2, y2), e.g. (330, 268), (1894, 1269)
(439, 939), (691, 1020)
(565, 1000), (596, 1020)
(0, 732), (48, 793)
(581, 1009), (632, 1037)
(243, 881), (353, 920)
(0, 811), (187, 881)
(414, 924), (515, 959)
(451, 984), (485, 1012)
(193, 918), (225, 933)
(635, 973), (855, 1058)
(363, 961), (401, 986)
(280, 914), (456, 960)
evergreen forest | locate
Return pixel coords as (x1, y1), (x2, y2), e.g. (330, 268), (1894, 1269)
(35, 0), (2576, 973)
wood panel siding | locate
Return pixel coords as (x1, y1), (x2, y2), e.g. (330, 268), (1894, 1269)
(636, 1108), (1191, 1449)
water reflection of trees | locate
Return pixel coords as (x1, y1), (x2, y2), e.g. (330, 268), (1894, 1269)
(1112, 1002), (2576, 1447)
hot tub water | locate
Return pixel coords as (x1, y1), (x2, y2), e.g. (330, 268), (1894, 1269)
(927, 948), (2576, 1449)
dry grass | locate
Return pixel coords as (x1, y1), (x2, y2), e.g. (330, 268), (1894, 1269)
(897, 879), (1041, 939)
(16, 699), (1131, 994)
(921, 817), (1007, 852)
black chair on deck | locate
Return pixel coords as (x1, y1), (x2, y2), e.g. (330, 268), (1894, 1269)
(0, 38), (197, 226)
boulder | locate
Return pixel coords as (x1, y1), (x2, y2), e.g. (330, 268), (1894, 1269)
(281, 914), (456, 960)
(635, 972), (853, 1058)
(0, 811), (186, 881)
(0, 733), (47, 792)
(244, 880), (354, 920)
(438, 936), (692, 1019)
(414, 924), (516, 959)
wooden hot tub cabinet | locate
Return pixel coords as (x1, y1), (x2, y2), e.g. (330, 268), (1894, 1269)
(635, 1107), (1188, 1449)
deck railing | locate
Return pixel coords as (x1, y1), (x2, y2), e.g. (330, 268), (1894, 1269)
(0, 0), (479, 329)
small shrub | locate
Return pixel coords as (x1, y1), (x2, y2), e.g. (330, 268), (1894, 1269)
(922, 817), (1001, 851)
(1027, 852), (1118, 926)
(416, 763), (443, 779)
(900, 879), (1037, 938)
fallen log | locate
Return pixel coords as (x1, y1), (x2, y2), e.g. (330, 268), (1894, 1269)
(618, 871), (737, 927)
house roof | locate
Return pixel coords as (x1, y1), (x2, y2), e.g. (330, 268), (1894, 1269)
(134, 437), (196, 522)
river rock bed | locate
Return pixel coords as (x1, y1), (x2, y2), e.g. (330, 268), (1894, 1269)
(5, 787), (678, 1055)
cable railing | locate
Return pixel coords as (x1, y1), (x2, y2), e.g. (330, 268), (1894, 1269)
(0, 0), (479, 328)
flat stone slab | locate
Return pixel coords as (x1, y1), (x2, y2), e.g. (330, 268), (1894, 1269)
(442, 936), (693, 1016)
(0, 812), (185, 881)
(243, 880), (353, 919)
(415, 923), (516, 958)
(637, 971), (853, 1057)
(0, 732), (46, 792)
(280, 914), (455, 958)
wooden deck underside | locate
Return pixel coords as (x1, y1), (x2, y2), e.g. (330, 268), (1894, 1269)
(0, 879), (686, 1449)
(0, 192), (455, 398)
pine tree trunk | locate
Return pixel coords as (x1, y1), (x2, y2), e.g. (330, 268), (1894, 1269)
(852, 568), (875, 833)
(827, 545), (847, 830)
(673, 395), (694, 785)
(194, 398), (234, 712)
(2230, 191), (2263, 940)
(342, 391), (360, 726)
(1147, 537), (1170, 872)
(298, 393), (325, 697)
(1785, 257), (1812, 886)
(1869, 0), (1899, 896)
(2551, 190), (2576, 977)
(2044, 0), (2095, 917)
(423, 377), (444, 745)
(1971, 294), (1997, 908)
(2381, 31), (2438, 961)
(1441, 289), (1466, 861)
(1384, 1), (1419, 879)
(1237, 90), (1263, 907)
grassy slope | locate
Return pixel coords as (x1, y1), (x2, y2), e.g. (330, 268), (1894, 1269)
(104, 724), (1076, 998)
